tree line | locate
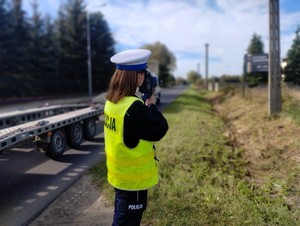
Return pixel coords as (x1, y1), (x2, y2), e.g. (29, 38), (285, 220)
(0, 0), (116, 99)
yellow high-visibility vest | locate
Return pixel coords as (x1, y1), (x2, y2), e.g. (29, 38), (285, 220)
(104, 96), (158, 190)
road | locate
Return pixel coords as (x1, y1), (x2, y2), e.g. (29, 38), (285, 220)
(0, 85), (187, 226)
(158, 85), (187, 110)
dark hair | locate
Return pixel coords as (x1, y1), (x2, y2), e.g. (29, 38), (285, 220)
(106, 70), (140, 103)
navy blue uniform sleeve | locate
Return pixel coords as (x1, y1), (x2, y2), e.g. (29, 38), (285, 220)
(123, 100), (169, 148)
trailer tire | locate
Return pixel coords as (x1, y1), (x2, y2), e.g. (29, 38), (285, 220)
(46, 129), (66, 159)
(83, 117), (97, 140)
(67, 123), (83, 148)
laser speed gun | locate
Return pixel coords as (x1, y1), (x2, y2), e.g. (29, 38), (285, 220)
(139, 70), (157, 101)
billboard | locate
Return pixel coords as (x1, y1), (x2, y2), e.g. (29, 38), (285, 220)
(244, 54), (268, 73)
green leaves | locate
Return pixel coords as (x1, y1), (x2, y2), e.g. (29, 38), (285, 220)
(284, 25), (300, 83)
(247, 33), (264, 54)
(0, 0), (116, 98)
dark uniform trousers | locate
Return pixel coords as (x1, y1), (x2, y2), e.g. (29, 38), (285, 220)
(112, 188), (148, 226)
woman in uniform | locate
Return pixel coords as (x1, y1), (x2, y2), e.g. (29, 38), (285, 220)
(104, 49), (169, 226)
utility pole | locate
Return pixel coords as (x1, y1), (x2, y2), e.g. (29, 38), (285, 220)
(205, 43), (209, 90)
(268, 0), (281, 114)
(197, 63), (200, 75)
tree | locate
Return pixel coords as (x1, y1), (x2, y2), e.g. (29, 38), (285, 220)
(247, 33), (264, 54)
(186, 70), (201, 85)
(4, 0), (33, 98)
(0, 0), (12, 75)
(42, 15), (59, 79)
(0, 0), (115, 98)
(0, 0), (10, 73)
(89, 12), (115, 93)
(6, 0), (31, 76)
(25, 1), (60, 96)
(29, 1), (60, 79)
(0, 0), (9, 66)
(56, 0), (115, 94)
(141, 41), (176, 87)
(175, 77), (187, 85)
(28, 0), (45, 79)
(56, 4), (68, 76)
(57, 0), (87, 93)
(284, 26), (300, 84)
(0, 0), (13, 98)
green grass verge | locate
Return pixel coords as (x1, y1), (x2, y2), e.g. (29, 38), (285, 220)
(283, 100), (300, 124)
(91, 87), (300, 226)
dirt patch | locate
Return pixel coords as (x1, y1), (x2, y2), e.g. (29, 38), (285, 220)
(29, 174), (114, 226)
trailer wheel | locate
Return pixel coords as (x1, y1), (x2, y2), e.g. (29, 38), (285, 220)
(83, 117), (97, 140)
(67, 123), (83, 148)
(46, 129), (66, 159)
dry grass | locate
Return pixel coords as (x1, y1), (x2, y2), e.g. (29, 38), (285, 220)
(211, 86), (300, 208)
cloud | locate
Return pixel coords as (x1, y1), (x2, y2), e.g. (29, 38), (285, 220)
(22, 0), (300, 78)
(100, 0), (300, 77)
(99, 0), (270, 76)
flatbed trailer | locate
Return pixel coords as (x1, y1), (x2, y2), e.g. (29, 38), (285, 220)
(0, 106), (103, 159)
(0, 104), (89, 129)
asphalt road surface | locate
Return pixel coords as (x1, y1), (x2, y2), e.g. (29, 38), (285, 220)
(0, 85), (187, 226)
(0, 124), (105, 226)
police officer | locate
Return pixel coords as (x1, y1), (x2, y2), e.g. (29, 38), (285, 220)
(104, 49), (169, 226)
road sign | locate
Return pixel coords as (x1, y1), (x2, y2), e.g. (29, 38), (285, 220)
(244, 53), (268, 73)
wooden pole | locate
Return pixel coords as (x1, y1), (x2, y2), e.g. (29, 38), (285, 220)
(268, 0), (281, 114)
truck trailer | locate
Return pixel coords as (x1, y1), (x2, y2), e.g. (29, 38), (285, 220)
(0, 104), (103, 159)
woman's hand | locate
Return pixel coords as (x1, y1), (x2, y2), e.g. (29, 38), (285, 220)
(145, 91), (156, 107)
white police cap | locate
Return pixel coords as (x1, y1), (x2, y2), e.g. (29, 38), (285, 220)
(110, 49), (151, 71)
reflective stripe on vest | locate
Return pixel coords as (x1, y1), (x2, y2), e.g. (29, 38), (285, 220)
(104, 96), (158, 190)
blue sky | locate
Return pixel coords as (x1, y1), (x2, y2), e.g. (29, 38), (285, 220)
(22, 0), (300, 78)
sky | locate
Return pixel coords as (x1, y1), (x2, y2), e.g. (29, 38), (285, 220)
(22, 0), (300, 78)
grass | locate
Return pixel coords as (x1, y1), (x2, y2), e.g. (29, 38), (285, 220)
(90, 86), (300, 226)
